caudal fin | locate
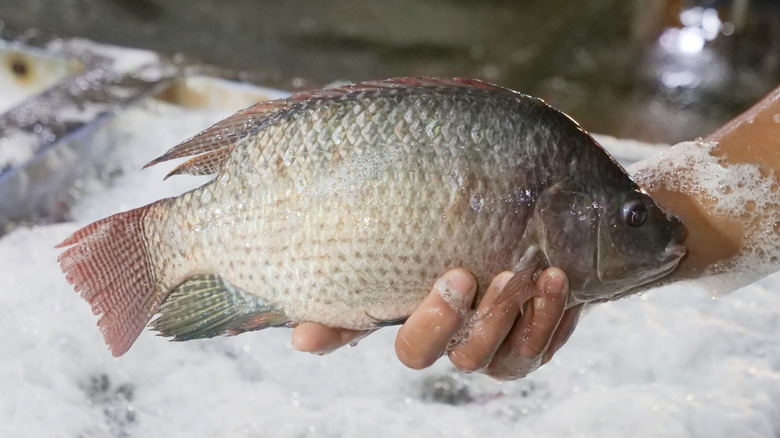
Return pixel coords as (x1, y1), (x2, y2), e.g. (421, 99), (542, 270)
(57, 204), (161, 356)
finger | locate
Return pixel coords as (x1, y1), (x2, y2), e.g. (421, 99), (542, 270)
(395, 268), (477, 369)
(291, 322), (370, 355)
(484, 267), (569, 380)
(541, 303), (584, 365)
(447, 269), (536, 373)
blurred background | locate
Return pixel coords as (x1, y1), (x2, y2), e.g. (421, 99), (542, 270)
(0, 0), (779, 230)
(2, 0), (778, 142)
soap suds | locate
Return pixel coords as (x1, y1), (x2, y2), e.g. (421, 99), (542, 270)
(433, 274), (471, 316)
(629, 139), (780, 295)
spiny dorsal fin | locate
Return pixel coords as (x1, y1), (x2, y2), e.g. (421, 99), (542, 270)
(142, 103), (281, 171)
(286, 77), (508, 102)
(143, 77), (513, 177)
(150, 274), (289, 341)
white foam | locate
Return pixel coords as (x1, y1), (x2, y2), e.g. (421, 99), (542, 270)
(629, 139), (780, 295)
(433, 274), (471, 316)
(446, 310), (479, 350)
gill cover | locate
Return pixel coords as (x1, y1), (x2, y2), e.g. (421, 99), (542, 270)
(535, 188), (601, 295)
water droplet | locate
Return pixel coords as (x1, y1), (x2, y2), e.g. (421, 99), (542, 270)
(470, 192), (484, 212)
(425, 121), (440, 138)
(773, 113), (780, 124)
(470, 126), (483, 143)
(331, 125), (345, 144)
(282, 149), (294, 166)
(294, 175), (306, 193)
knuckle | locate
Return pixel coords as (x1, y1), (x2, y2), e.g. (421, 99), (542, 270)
(518, 341), (545, 359)
(486, 353), (540, 381)
(485, 368), (526, 381)
(448, 350), (489, 373)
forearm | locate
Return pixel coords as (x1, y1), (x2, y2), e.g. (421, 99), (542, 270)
(628, 84), (780, 293)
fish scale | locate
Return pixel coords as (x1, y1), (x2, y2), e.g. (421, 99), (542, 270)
(57, 77), (685, 356)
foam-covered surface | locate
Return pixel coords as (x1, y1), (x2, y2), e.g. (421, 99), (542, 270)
(630, 140), (780, 295)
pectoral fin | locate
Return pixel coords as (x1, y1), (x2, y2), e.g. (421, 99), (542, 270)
(151, 274), (289, 341)
(492, 267), (541, 311)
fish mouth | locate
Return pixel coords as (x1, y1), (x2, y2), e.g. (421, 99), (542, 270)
(665, 243), (687, 260)
(615, 243), (685, 295)
(656, 243), (687, 277)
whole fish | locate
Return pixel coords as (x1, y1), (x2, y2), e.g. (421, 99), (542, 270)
(57, 77), (686, 356)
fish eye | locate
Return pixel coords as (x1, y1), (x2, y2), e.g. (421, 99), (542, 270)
(622, 198), (648, 227)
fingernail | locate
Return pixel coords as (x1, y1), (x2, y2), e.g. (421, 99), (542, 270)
(540, 269), (567, 296)
(434, 270), (476, 312)
(311, 346), (335, 355)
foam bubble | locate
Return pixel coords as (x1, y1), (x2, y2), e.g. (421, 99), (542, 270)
(629, 139), (780, 295)
(433, 274), (471, 316)
(303, 142), (404, 203)
(446, 311), (478, 350)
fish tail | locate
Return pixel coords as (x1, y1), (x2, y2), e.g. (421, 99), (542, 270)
(56, 202), (163, 357)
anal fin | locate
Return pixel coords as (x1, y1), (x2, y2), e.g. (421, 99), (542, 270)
(151, 274), (289, 341)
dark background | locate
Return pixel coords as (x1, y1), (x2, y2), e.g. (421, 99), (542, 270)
(1, 0), (778, 144)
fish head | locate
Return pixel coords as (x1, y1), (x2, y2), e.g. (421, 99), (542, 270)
(591, 188), (686, 297)
(537, 186), (686, 303)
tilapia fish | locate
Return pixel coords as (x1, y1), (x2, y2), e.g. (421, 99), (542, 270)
(57, 77), (686, 356)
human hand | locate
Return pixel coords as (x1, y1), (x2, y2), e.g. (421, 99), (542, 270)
(291, 267), (582, 380)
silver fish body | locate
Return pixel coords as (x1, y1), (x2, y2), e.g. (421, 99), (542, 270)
(58, 78), (685, 356)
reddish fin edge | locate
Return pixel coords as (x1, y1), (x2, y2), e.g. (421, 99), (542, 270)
(57, 203), (162, 356)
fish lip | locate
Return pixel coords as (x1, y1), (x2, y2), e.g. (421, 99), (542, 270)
(655, 243), (687, 278)
(665, 243), (687, 260)
(618, 247), (684, 295)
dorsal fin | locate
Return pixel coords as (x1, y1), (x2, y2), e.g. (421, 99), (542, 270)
(142, 103), (283, 170)
(163, 145), (236, 179)
(287, 77), (507, 101)
(143, 77), (511, 177)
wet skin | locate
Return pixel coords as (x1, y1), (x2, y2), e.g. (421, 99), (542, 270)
(293, 267), (582, 380)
